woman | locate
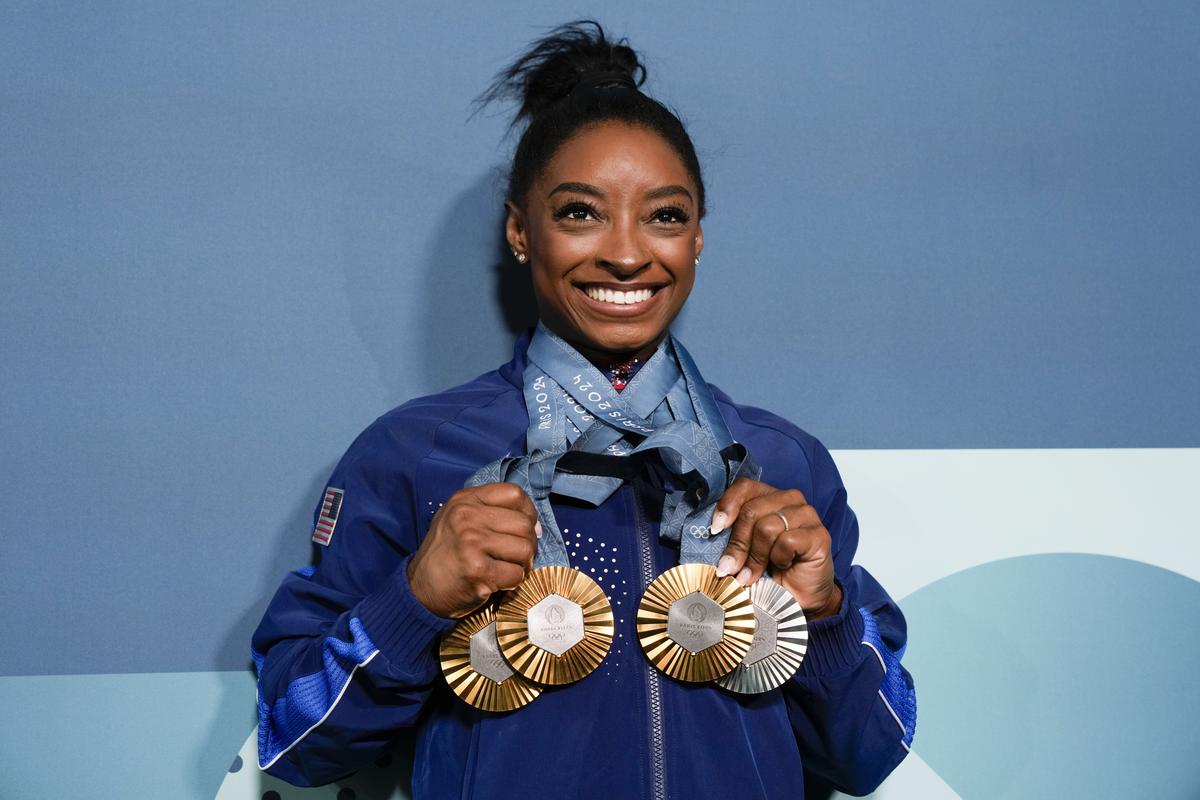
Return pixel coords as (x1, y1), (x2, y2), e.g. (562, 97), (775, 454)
(252, 21), (914, 799)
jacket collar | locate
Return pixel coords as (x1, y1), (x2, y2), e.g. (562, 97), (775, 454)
(499, 327), (535, 390)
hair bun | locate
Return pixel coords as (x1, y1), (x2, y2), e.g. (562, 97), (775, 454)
(572, 68), (639, 93)
(479, 18), (706, 218)
(480, 20), (646, 125)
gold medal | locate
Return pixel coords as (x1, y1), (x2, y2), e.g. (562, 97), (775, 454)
(495, 565), (614, 685)
(716, 576), (808, 694)
(636, 563), (756, 683)
(439, 603), (541, 712)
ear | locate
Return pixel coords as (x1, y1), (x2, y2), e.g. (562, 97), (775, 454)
(694, 222), (704, 263)
(505, 200), (528, 261)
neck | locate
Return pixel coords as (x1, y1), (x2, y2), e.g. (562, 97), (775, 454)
(545, 330), (665, 374)
(591, 345), (656, 372)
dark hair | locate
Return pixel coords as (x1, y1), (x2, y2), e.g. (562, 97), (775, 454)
(479, 20), (706, 218)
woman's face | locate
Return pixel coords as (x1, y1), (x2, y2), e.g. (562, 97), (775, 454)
(507, 121), (703, 365)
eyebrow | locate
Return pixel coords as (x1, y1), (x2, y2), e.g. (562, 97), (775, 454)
(548, 182), (694, 203)
(548, 181), (604, 198)
(645, 184), (694, 202)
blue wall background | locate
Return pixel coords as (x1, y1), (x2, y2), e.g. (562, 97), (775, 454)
(2, 2), (1197, 798)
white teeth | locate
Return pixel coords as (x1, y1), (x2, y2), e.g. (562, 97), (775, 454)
(585, 287), (654, 305)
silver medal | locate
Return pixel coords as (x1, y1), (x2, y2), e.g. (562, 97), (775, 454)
(716, 577), (808, 694)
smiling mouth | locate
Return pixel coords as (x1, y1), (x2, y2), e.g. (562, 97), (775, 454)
(578, 285), (663, 307)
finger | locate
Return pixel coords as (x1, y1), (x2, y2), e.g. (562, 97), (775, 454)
(738, 494), (795, 584)
(476, 506), (540, 540)
(488, 558), (527, 593)
(754, 500), (818, 560)
(481, 527), (537, 570)
(714, 479), (772, 577)
(440, 500), (534, 546)
(768, 520), (835, 614)
(712, 477), (764, 536)
(766, 512), (824, 571)
(469, 482), (541, 535)
(471, 482), (537, 517)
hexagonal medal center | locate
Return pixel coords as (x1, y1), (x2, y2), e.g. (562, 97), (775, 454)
(527, 594), (585, 656)
(667, 591), (725, 653)
(469, 621), (514, 684)
(743, 605), (778, 666)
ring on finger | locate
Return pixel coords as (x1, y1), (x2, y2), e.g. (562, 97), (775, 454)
(772, 510), (790, 531)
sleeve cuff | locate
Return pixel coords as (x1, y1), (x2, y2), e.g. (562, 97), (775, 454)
(356, 554), (457, 670)
(797, 582), (867, 677)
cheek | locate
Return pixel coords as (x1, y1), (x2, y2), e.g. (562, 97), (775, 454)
(659, 243), (699, 291)
(528, 266), (557, 307)
(527, 260), (576, 318)
(541, 238), (594, 269)
(673, 272), (696, 310)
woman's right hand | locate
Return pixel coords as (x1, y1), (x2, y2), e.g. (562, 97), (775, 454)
(406, 482), (540, 618)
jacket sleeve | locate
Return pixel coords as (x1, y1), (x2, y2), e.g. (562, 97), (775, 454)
(250, 422), (456, 787)
(783, 440), (916, 797)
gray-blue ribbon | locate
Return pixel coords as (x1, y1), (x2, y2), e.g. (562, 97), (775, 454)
(467, 324), (760, 568)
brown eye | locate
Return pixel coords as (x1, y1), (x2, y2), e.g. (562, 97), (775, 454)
(650, 205), (690, 225)
(553, 201), (600, 222)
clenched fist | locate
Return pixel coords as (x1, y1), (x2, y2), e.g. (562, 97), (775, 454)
(713, 478), (842, 621)
(406, 483), (540, 618)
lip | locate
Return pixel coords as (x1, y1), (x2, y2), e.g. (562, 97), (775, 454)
(573, 283), (668, 317)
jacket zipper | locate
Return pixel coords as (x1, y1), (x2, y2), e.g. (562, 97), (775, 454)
(632, 482), (667, 800)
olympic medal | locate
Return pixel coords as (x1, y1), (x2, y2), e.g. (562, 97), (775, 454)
(495, 565), (614, 685)
(716, 576), (808, 694)
(440, 604), (541, 712)
(636, 563), (756, 683)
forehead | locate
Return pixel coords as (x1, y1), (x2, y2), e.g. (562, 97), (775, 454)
(538, 122), (695, 195)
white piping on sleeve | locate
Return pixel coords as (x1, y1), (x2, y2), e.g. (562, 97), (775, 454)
(258, 649), (381, 770)
(877, 688), (908, 741)
(862, 639), (909, 742)
(861, 640), (887, 674)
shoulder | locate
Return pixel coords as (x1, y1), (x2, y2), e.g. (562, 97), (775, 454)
(711, 384), (823, 460)
(710, 384), (841, 494)
(335, 368), (526, 481)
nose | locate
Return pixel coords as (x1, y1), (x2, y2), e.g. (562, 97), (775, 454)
(596, 215), (651, 278)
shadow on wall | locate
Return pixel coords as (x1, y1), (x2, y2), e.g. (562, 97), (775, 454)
(198, 463), (336, 799)
(416, 170), (537, 396)
(199, 165), (537, 797)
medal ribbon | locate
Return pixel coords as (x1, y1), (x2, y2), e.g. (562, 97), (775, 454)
(467, 324), (760, 569)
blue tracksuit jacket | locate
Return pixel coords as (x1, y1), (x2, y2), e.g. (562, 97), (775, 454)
(252, 332), (916, 798)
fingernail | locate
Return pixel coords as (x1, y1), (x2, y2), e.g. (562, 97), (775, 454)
(534, 521), (543, 538)
(711, 511), (728, 533)
(736, 567), (752, 586)
(716, 555), (737, 577)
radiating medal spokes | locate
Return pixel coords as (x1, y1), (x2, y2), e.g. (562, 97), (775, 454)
(439, 603), (541, 712)
(716, 576), (808, 694)
(636, 563), (756, 683)
(448, 326), (772, 709)
(496, 565), (613, 685)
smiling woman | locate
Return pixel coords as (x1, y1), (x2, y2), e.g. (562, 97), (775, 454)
(250, 19), (914, 799)
(508, 123), (701, 364)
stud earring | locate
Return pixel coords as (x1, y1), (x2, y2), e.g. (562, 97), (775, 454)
(513, 251), (528, 264)
(694, 256), (701, 266)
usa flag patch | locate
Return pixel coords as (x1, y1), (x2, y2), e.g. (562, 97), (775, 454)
(312, 487), (344, 546)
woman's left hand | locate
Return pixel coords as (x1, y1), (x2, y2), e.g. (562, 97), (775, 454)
(713, 478), (843, 621)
